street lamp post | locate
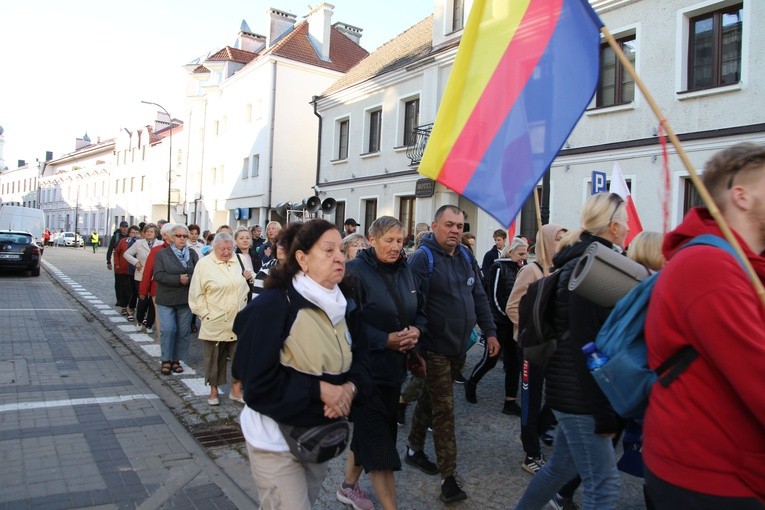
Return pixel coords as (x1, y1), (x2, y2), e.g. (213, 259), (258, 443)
(141, 100), (173, 221)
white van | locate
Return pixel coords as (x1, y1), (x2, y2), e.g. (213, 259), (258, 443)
(0, 205), (46, 245)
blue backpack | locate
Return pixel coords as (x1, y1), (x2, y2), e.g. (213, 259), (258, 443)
(592, 234), (746, 418)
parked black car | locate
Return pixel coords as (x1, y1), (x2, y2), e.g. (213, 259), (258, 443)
(0, 231), (41, 276)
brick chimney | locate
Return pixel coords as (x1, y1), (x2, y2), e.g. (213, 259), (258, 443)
(266, 8), (297, 48)
(306, 3), (334, 62)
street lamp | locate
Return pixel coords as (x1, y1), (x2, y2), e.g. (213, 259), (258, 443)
(141, 100), (173, 221)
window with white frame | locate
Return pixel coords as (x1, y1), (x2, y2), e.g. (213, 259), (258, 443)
(242, 156), (250, 179)
(402, 97), (420, 146)
(681, 2), (743, 92)
(452, 0), (465, 32)
(337, 118), (350, 160)
(251, 154), (260, 177)
(597, 34), (636, 107)
(366, 108), (382, 153)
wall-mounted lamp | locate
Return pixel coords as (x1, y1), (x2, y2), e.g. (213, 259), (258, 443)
(564, 165), (571, 172)
(652, 154), (658, 163)
(652, 127), (658, 137)
(383, 184), (388, 189)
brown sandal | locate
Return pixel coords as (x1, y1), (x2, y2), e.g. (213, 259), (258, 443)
(171, 361), (184, 374)
(161, 361), (172, 375)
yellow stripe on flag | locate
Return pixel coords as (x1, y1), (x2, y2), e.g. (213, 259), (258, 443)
(420, 0), (531, 179)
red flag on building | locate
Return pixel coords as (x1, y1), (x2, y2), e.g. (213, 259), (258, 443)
(609, 163), (643, 247)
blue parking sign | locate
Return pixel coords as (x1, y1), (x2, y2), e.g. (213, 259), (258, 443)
(592, 171), (607, 195)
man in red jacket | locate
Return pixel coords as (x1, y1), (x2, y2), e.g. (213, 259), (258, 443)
(644, 143), (765, 508)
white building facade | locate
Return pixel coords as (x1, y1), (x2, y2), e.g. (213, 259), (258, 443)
(316, 0), (763, 256)
(38, 136), (114, 236)
(179, 4), (369, 232)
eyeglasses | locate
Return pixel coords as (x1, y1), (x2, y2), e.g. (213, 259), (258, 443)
(174, 234), (189, 238)
(608, 193), (625, 225)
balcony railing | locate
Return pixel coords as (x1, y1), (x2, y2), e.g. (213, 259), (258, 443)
(405, 123), (433, 166)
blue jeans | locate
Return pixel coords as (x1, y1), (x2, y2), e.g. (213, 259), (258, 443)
(156, 304), (192, 362)
(515, 411), (620, 510)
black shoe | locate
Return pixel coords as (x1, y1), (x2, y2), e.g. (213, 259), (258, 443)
(397, 402), (407, 426)
(454, 373), (466, 384)
(405, 449), (439, 475)
(464, 380), (477, 404)
(502, 400), (522, 416)
(440, 475), (467, 503)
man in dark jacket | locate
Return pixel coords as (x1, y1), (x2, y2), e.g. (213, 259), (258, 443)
(480, 228), (507, 285)
(405, 205), (499, 504)
(106, 221), (129, 310)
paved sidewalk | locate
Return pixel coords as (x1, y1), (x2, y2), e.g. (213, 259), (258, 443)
(36, 247), (647, 509)
(0, 267), (256, 509)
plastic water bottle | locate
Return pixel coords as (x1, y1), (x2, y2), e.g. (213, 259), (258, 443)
(582, 342), (609, 370)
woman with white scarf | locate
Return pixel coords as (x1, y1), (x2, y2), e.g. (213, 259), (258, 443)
(153, 224), (199, 375)
(233, 219), (370, 510)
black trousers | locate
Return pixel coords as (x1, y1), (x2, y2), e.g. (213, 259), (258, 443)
(468, 321), (520, 398)
(114, 274), (132, 308)
(520, 357), (555, 458)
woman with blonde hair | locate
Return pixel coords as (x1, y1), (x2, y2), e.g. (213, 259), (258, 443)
(516, 192), (629, 509)
(341, 233), (369, 261)
(627, 231), (666, 272)
(258, 221), (283, 264)
(465, 237), (528, 415)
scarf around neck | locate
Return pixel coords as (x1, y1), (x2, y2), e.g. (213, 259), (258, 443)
(292, 272), (347, 325)
(172, 244), (190, 267)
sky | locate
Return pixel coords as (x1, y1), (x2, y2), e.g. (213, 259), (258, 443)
(0, 1), (434, 169)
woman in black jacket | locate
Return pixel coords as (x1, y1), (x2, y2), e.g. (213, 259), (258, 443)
(515, 192), (630, 510)
(336, 216), (426, 510)
(465, 237), (528, 415)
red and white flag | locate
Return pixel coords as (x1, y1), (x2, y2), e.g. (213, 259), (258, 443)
(609, 163), (643, 247)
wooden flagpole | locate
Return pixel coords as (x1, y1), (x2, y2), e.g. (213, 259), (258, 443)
(601, 26), (765, 306)
(533, 189), (549, 276)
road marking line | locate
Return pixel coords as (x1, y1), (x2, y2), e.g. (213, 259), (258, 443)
(0, 394), (160, 413)
(0, 308), (79, 312)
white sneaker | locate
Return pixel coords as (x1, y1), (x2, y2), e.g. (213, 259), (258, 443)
(135, 323), (144, 332)
(146, 327), (154, 334)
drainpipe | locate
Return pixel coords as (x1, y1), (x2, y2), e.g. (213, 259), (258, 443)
(311, 95), (322, 194)
(198, 100), (208, 227)
(267, 60), (278, 220)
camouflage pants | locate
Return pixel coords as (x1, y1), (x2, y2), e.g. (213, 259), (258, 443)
(407, 351), (465, 478)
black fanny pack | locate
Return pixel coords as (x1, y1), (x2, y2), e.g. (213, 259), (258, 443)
(278, 419), (350, 464)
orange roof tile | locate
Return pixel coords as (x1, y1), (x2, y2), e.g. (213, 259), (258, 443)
(266, 22), (369, 73)
(207, 46), (258, 64)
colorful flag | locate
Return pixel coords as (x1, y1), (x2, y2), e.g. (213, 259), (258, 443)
(609, 162), (643, 246)
(419, 0), (603, 227)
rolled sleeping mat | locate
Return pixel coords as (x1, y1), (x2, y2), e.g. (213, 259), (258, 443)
(568, 242), (652, 307)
